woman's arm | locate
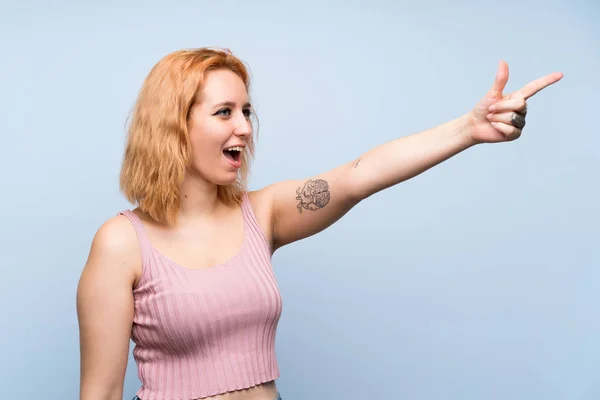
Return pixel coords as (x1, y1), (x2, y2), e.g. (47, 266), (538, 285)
(348, 113), (473, 200)
(76, 216), (141, 400)
(259, 61), (562, 252)
(260, 114), (473, 251)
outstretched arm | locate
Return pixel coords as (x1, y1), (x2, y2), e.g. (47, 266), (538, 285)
(260, 61), (562, 251)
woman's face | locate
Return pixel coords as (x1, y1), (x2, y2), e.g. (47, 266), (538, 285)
(187, 68), (252, 186)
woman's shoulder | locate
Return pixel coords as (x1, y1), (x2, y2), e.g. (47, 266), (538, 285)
(93, 213), (141, 254)
(81, 213), (143, 287)
(246, 188), (276, 218)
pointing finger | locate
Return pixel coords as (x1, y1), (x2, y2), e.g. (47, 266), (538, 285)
(513, 72), (564, 100)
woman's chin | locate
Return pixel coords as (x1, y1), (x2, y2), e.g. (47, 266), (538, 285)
(185, 168), (238, 187)
(214, 174), (239, 187)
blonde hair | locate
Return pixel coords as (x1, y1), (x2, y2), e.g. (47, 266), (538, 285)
(120, 48), (256, 225)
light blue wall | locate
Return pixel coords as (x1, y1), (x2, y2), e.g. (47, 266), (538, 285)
(1, 1), (598, 399)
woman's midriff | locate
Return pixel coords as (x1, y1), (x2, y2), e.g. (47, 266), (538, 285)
(201, 380), (277, 400)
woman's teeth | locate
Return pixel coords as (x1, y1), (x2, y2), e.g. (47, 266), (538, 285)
(225, 146), (243, 152)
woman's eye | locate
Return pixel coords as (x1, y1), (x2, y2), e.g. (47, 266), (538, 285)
(216, 108), (232, 116)
(214, 108), (252, 118)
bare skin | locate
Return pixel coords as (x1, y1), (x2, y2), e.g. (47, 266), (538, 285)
(77, 63), (562, 400)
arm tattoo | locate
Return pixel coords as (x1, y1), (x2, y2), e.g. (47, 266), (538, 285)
(295, 179), (331, 213)
(353, 158), (361, 168)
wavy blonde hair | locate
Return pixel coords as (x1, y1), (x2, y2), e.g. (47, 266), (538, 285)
(120, 48), (257, 225)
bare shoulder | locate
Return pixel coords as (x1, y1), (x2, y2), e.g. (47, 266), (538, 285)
(80, 214), (142, 289)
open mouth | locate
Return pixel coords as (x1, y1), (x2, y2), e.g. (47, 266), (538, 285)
(223, 146), (243, 163)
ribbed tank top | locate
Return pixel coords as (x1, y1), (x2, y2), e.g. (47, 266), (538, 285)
(118, 193), (283, 400)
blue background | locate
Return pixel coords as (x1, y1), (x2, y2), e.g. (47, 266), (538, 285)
(1, 1), (598, 399)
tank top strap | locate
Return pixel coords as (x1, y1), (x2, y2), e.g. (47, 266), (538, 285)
(240, 192), (254, 221)
(240, 191), (272, 253)
(117, 209), (152, 265)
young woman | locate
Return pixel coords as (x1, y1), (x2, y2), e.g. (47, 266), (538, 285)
(76, 48), (562, 400)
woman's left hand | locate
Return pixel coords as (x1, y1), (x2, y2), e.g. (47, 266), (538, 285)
(467, 61), (563, 145)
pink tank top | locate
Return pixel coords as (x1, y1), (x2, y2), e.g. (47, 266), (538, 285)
(118, 193), (283, 400)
